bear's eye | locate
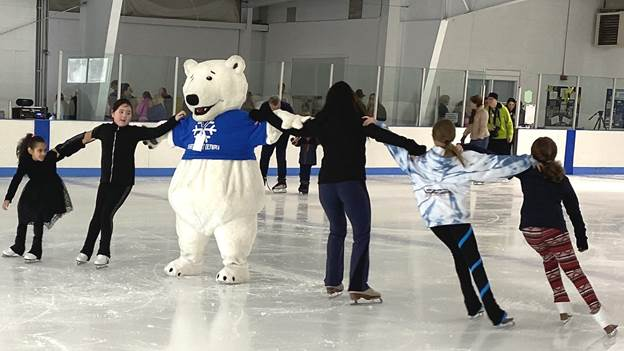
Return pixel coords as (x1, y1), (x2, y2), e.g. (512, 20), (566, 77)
(206, 76), (213, 81)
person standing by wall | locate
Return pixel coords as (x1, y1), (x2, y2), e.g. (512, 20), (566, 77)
(486, 93), (513, 155)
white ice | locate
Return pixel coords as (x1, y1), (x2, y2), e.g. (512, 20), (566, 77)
(0, 176), (622, 351)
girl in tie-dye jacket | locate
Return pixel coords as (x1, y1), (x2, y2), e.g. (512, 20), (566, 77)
(375, 118), (534, 328)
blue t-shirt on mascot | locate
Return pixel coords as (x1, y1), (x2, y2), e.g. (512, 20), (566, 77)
(172, 109), (268, 160)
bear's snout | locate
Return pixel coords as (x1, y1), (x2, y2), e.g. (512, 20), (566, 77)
(186, 94), (200, 106)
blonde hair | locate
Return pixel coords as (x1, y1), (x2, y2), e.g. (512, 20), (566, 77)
(433, 119), (465, 166)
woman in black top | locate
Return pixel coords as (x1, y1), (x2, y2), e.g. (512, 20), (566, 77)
(252, 81), (426, 303)
(2, 133), (87, 262)
(516, 137), (617, 337)
(76, 99), (186, 268)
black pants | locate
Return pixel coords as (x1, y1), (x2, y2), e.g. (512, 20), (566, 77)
(299, 164), (312, 185)
(81, 183), (132, 259)
(488, 139), (511, 155)
(320, 180), (371, 292)
(431, 224), (506, 325)
(11, 222), (44, 259)
(259, 134), (289, 182)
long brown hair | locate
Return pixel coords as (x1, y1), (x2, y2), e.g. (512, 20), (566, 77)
(433, 119), (465, 166)
(531, 137), (565, 182)
(469, 95), (483, 121)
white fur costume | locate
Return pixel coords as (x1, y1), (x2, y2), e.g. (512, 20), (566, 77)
(155, 55), (304, 283)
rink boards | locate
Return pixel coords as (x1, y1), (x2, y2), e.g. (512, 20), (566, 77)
(0, 119), (623, 176)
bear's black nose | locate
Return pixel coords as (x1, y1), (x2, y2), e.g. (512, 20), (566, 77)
(186, 94), (199, 106)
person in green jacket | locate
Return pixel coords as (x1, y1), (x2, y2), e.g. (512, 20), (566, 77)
(486, 92), (514, 155)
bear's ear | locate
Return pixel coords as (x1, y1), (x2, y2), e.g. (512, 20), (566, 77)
(183, 59), (198, 77)
(224, 55), (246, 74)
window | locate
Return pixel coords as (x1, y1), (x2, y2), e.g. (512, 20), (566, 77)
(67, 58), (110, 84)
(287, 7), (296, 22)
(349, 0), (363, 19)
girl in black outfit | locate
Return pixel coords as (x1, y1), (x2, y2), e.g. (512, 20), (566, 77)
(252, 81), (426, 303)
(2, 133), (87, 262)
(76, 99), (186, 268)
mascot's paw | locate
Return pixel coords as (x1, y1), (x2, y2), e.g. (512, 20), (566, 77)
(142, 138), (160, 150)
(164, 258), (204, 277)
(216, 265), (250, 284)
(273, 109), (313, 130)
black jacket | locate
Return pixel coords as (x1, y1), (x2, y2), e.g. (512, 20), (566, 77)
(251, 106), (426, 184)
(92, 117), (178, 185)
(516, 168), (586, 244)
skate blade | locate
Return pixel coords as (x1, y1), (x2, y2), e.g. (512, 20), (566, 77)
(2, 253), (20, 258)
(272, 189), (287, 194)
(349, 295), (383, 305)
(469, 310), (484, 320)
(76, 260), (88, 265)
(24, 258), (40, 264)
(607, 326), (618, 338)
(95, 264), (109, 270)
(496, 319), (516, 329)
(561, 315), (573, 326)
(326, 291), (343, 299)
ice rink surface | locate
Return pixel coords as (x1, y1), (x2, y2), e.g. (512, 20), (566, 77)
(0, 175), (622, 351)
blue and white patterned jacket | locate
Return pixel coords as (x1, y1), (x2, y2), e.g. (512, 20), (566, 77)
(386, 143), (534, 228)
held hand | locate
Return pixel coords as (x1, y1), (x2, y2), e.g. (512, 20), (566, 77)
(361, 116), (377, 127)
(455, 144), (464, 153)
(291, 136), (301, 146)
(175, 111), (187, 121)
(82, 131), (96, 144)
(2, 200), (9, 210)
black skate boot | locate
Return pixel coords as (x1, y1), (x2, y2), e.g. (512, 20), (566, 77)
(298, 182), (309, 195)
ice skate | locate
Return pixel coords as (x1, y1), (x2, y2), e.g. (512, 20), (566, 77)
(94, 254), (110, 269)
(76, 253), (89, 265)
(592, 308), (618, 337)
(556, 302), (573, 325)
(2, 248), (20, 257)
(349, 287), (383, 305)
(23, 252), (40, 263)
(495, 312), (515, 328)
(216, 264), (250, 284)
(271, 182), (287, 193)
(469, 307), (485, 320)
(325, 284), (344, 298)
(298, 183), (309, 195)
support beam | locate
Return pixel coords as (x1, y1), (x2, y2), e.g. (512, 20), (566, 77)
(35, 0), (49, 107)
(245, 0), (293, 8)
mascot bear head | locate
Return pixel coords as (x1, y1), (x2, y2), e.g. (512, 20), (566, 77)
(183, 55), (248, 122)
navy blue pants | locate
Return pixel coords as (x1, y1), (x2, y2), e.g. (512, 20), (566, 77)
(299, 164), (312, 185)
(431, 224), (506, 325)
(319, 180), (371, 292)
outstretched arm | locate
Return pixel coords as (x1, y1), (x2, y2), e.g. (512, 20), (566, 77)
(250, 106), (319, 137)
(464, 153), (534, 182)
(362, 117), (426, 156)
(50, 132), (90, 162)
(133, 111), (186, 141)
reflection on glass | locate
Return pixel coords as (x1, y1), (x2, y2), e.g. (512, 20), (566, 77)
(67, 58), (88, 83)
(87, 58), (109, 83)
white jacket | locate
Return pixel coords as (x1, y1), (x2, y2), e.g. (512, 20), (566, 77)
(386, 144), (534, 228)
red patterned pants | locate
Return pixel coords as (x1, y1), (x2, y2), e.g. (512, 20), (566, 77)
(522, 227), (601, 313)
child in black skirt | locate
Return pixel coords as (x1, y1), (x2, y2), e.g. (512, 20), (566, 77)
(290, 136), (319, 194)
(2, 132), (87, 262)
(76, 98), (186, 268)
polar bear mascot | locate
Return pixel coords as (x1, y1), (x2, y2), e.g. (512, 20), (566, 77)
(153, 55), (307, 283)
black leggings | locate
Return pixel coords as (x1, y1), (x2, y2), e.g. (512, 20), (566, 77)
(11, 222), (44, 259)
(81, 183), (132, 259)
(431, 224), (506, 325)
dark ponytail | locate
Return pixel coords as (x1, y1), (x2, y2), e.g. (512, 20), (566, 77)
(531, 137), (565, 182)
(16, 133), (46, 160)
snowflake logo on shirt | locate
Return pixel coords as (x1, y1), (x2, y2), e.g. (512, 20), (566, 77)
(192, 121), (218, 140)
